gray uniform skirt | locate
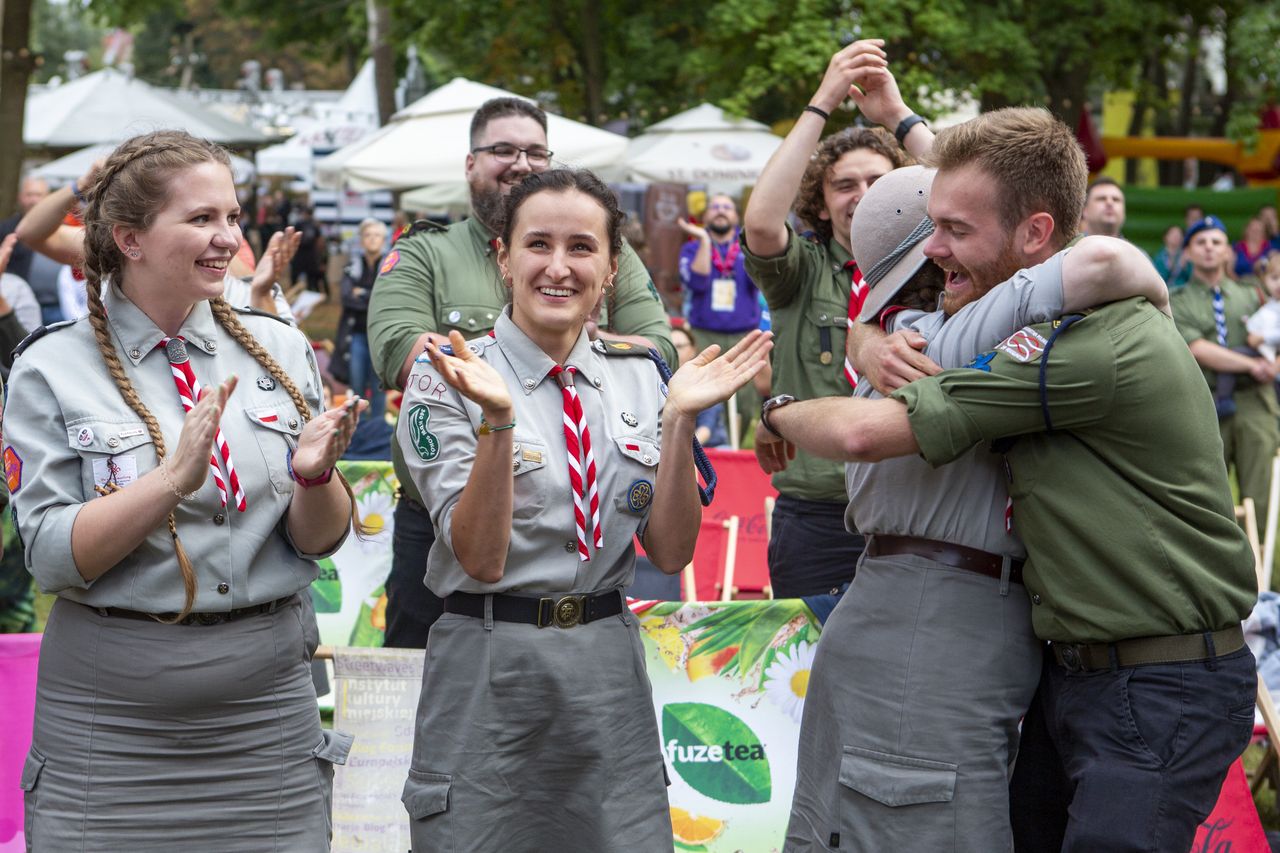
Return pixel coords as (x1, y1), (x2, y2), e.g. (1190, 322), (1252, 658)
(21, 595), (351, 852)
(402, 600), (673, 853)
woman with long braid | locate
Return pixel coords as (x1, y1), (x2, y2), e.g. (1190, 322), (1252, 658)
(6, 130), (362, 850)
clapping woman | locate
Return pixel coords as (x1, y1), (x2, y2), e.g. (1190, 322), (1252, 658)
(7, 130), (364, 850)
(396, 168), (771, 851)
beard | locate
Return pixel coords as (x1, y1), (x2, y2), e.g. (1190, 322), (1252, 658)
(707, 220), (735, 238)
(940, 237), (1025, 316)
(470, 187), (506, 235)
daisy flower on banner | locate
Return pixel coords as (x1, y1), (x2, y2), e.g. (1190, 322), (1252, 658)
(763, 639), (815, 723)
(355, 490), (395, 554)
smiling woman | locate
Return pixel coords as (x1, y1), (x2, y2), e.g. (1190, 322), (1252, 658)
(6, 130), (369, 850)
(395, 168), (772, 851)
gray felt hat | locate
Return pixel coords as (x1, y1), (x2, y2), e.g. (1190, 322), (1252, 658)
(853, 165), (937, 322)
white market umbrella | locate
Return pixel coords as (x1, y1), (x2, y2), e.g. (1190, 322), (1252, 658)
(620, 103), (781, 191)
(322, 77), (627, 191)
(35, 143), (256, 185)
(25, 68), (267, 148)
(255, 140), (313, 180)
(400, 182), (470, 215)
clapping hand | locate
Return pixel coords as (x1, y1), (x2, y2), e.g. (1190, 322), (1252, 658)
(291, 393), (369, 480)
(425, 330), (514, 422)
(169, 376), (238, 493)
(812, 39), (889, 115)
(664, 330), (773, 420)
(677, 218), (709, 242)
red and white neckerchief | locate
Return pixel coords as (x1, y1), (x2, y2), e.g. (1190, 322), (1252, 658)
(158, 337), (246, 511)
(710, 237), (740, 277)
(843, 259), (867, 388)
(548, 364), (602, 561)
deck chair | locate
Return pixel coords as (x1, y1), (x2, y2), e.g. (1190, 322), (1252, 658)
(683, 515), (739, 602)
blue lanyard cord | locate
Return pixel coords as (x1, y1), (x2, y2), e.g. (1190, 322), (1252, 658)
(646, 349), (717, 506)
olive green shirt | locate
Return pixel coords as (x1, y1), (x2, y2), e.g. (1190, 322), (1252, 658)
(741, 224), (853, 502)
(1171, 274), (1265, 391)
(369, 215), (674, 504)
(894, 297), (1256, 643)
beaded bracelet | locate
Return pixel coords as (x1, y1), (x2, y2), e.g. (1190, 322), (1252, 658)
(159, 462), (199, 501)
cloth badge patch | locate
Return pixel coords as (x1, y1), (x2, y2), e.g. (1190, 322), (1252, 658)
(92, 455), (138, 490)
(379, 250), (400, 275)
(4, 446), (22, 493)
(995, 327), (1049, 363)
(965, 351), (996, 372)
(407, 404), (440, 461)
(627, 479), (654, 512)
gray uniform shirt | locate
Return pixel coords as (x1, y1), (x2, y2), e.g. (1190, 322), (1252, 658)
(398, 309), (665, 598)
(845, 251), (1067, 555)
(4, 283), (344, 611)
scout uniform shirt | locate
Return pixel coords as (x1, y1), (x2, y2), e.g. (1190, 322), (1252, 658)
(397, 308), (665, 597)
(741, 223), (854, 502)
(3, 283), (342, 613)
(847, 251), (1067, 555)
(893, 297), (1257, 643)
(369, 215), (675, 508)
(1171, 273), (1270, 396)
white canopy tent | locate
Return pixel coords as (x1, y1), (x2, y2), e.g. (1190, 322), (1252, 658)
(318, 77), (627, 191)
(34, 143), (256, 186)
(257, 60), (380, 181)
(24, 68), (267, 148)
(615, 103), (781, 193)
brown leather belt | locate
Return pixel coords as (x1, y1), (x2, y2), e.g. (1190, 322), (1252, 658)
(1051, 625), (1245, 672)
(867, 534), (1024, 585)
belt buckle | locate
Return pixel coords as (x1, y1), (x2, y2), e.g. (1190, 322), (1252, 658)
(552, 595), (585, 628)
(195, 612), (223, 626)
(1056, 643), (1086, 673)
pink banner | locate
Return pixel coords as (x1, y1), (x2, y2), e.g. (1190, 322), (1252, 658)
(0, 634), (40, 852)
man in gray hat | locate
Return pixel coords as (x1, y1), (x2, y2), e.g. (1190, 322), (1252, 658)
(766, 114), (1169, 850)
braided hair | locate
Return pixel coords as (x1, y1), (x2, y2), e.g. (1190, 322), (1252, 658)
(81, 130), (353, 620)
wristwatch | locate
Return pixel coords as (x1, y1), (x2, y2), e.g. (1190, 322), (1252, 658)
(760, 394), (797, 439)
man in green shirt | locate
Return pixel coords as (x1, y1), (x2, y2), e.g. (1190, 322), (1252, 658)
(1171, 215), (1279, 530)
(368, 97), (674, 647)
(764, 294), (1257, 853)
(741, 38), (928, 597)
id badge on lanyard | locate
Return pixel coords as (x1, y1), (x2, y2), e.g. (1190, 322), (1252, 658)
(711, 277), (736, 312)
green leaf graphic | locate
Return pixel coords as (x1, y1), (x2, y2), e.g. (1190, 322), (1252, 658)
(310, 562), (342, 613)
(663, 702), (771, 804)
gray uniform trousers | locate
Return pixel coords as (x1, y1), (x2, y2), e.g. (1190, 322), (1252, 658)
(784, 553), (1041, 852)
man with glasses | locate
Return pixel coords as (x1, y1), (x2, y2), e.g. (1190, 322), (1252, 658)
(368, 96), (674, 648)
(678, 193), (763, 429)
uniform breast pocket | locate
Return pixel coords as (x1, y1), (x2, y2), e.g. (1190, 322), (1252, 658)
(807, 299), (849, 369)
(510, 437), (549, 519)
(65, 419), (157, 499)
(438, 301), (501, 336)
(612, 435), (660, 516)
(244, 404), (304, 494)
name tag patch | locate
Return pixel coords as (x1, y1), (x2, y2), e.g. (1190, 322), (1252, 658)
(92, 455), (138, 490)
(995, 327), (1048, 363)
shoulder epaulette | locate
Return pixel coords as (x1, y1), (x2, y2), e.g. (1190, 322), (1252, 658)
(405, 218), (450, 238)
(592, 339), (652, 358)
(13, 318), (78, 359)
(231, 304), (293, 326)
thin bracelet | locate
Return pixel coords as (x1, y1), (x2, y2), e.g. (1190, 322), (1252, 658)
(803, 104), (830, 122)
(286, 448), (333, 487)
(70, 179), (85, 204)
(477, 418), (516, 436)
(159, 462), (199, 501)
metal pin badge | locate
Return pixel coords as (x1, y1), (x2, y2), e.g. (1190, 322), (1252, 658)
(256, 376), (276, 391)
(621, 412), (638, 427)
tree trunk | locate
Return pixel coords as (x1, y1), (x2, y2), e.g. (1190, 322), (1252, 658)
(0, 0), (35, 219)
(577, 0), (605, 124)
(366, 0), (396, 125)
(1125, 54), (1157, 185)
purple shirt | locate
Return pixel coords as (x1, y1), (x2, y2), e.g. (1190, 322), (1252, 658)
(679, 232), (762, 332)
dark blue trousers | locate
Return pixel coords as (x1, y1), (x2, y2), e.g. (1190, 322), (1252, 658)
(382, 496), (443, 649)
(767, 494), (863, 598)
(1010, 644), (1256, 852)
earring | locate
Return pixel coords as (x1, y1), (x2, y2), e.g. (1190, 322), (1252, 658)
(128, 250), (140, 259)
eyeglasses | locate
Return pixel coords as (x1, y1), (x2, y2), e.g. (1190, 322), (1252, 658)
(471, 144), (554, 167)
